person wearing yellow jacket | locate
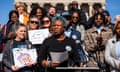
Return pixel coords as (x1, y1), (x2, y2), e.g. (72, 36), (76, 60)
(14, 2), (29, 26)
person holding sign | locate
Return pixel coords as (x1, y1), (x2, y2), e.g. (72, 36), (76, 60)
(27, 15), (40, 46)
(2, 24), (36, 72)
(38, 16), (82, 72)
(27, 15), (46, 72)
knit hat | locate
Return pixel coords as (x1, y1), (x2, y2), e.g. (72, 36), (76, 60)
(52, 16), (67, 27)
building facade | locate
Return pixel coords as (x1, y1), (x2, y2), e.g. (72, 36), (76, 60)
(14, 0), (106, 17)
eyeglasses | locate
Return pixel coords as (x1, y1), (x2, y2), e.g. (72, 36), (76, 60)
(72, 17), (79, 19)
(30, 21), (39, 24)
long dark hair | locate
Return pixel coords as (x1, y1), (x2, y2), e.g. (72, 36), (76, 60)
(93, 12), (106, 25)
(7, 10), (19, 24)
(71, 11), (80, 24)
(9, 10), (19, 20)
(29, 6), (46, 19)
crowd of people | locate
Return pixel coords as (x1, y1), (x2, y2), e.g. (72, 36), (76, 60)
(0, 1), (120, 72)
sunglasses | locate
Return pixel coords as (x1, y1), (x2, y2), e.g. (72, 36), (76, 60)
(72, 17), (79, 19)
(95, 18), (103, 20)
(30, 21), (39, 24)
(42, 20), (50, 23)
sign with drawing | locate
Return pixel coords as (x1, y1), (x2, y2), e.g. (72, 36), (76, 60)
(12, 48), (37, 68)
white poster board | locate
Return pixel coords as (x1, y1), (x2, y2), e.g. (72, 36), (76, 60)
(12, 48), (37, 68)
(28, 29), (49, 44)
(50, 51), (68, 63)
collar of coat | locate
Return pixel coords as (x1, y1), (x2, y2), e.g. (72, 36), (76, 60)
(91, 26), (108, 33)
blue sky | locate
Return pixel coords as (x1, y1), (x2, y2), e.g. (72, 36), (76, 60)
(0, 0), (120, 25)
(0, 0), (14, 25)
(106, 0), (120, 22)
